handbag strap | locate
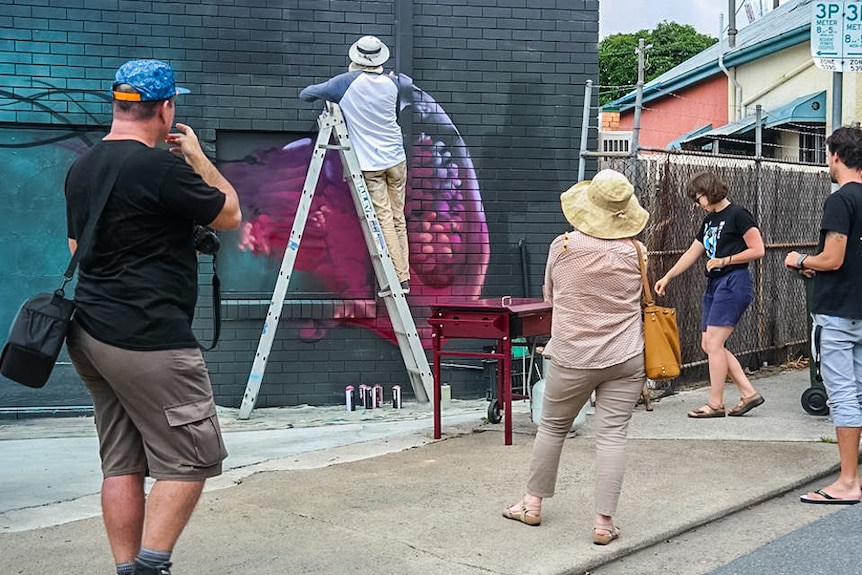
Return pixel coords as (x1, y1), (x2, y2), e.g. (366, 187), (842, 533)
(62, 146), (141, 289)
(630, 239), (654, 308)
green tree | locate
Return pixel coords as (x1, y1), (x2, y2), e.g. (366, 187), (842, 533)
(599, 21), (717, 105)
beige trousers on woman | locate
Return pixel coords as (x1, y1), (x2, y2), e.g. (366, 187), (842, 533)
(526, 354), (645, 517)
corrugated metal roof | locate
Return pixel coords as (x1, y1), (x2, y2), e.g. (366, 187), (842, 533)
(764, 90), (826, 127)
(667, 123), (713, 149)
(686, 115), (759, 140)
(608, 0), (813, 111)
(681, 91), (825, 143)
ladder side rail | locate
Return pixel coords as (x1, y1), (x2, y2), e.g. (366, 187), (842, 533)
(330, 112), (433, 402)
(237, 123), (332, 419)
(379, 290), (433, 402)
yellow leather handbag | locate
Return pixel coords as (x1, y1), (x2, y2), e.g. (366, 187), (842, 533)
(632, 241), (681, 380)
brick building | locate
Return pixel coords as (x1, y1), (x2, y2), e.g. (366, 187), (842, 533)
(0, 0), (598, 409)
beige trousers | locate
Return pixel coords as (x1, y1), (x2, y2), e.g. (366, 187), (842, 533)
(363, 160), (409, 283)
(526, 354), (645, 517)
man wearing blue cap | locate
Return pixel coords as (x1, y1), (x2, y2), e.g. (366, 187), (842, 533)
(64, 59), (241, 575)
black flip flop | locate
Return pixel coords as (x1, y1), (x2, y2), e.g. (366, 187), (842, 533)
(800, 489), (861, 505)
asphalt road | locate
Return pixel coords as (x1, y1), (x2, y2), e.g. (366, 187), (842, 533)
(589, 471), (859, 575)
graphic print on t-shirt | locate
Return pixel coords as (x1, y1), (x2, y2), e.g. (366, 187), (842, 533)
(702, 220), (724, 259)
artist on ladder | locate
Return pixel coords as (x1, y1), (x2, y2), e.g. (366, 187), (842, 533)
(300, 35), (411, 294)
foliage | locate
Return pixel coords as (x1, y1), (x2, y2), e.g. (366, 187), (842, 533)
(599, 21), (718, 105)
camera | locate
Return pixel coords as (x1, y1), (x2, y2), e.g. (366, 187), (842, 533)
(193, 225), (220, 255)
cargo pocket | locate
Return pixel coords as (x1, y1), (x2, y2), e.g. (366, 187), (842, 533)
(164, 399), (227, 468)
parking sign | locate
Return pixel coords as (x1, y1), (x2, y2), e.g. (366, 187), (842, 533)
(812, 1), (862, 71)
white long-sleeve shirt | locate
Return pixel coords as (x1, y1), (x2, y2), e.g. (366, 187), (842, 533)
(300, 71), (406, 171)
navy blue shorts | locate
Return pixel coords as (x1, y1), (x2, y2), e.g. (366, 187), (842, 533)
(701, 268), (753, 331)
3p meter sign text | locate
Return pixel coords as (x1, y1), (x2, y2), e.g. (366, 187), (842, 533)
(812, 1), (862, 72)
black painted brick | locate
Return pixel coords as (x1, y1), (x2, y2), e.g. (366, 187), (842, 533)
(5, 0), (596, 407)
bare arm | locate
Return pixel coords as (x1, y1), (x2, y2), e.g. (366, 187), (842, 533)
(706, 226), (765, 272)
(654, 239), (704, 296)
(785, 231), (847, 273)
(68, 238), (77, 255)
(165, 122), (242, 231)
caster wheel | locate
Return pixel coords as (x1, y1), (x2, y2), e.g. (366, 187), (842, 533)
(487, 400), (502, 424)
(801, 387), (829, 416)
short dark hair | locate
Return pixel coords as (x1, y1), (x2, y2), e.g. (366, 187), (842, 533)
(685, 172), (728, 204)
(826, 126), (862, 170)
(112, 83), (170, 120)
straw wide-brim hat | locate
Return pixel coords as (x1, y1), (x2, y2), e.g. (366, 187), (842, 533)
(560, 169), (649, 239)
(348, 36), (390, 67)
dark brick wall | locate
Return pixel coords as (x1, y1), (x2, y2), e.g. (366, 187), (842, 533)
(0, 0), (598, 408)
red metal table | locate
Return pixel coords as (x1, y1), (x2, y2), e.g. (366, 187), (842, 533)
(428, 297), (552, 445)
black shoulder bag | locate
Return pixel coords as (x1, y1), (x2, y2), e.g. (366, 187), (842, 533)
(0, 149), (137, 388)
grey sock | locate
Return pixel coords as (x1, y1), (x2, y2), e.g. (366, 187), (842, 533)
(136, 547), (172, 568)
(116, 562), (135, 575)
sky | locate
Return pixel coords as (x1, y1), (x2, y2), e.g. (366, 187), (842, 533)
(599, 0), (782, 39)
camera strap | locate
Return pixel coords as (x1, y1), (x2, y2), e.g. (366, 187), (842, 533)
(199, 255), (221, 352)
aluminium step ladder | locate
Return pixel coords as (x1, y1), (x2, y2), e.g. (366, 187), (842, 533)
(237, 102), (432, 419)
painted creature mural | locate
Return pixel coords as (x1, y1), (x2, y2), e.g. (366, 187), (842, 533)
(1, 78), (489, 350)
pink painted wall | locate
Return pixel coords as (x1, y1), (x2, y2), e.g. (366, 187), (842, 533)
(618, 73), (728, 149)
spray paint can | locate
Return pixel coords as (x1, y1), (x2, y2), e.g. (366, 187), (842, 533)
(345, 385), (356, 411)
(363, 386), (375, 409)
(392, 385), (402, 409)
(358, 385), (368, 408)
(373, 384), (384, 408)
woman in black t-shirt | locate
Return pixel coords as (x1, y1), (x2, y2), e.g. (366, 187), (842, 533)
(654, 172), (766, 419)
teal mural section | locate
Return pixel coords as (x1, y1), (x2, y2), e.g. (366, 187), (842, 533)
(0, 129), (105, 338)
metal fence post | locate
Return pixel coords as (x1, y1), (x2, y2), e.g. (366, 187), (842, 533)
(577, 80), (592, 182)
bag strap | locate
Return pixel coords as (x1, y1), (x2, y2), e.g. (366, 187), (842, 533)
(199, 257), (221, 351)
(62, 146), (141, 290)
(630, 240), (654, 308)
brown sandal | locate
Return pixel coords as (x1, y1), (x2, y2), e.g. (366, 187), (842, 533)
(502, 499), (541, 526)
(688, 403), (725, 418)
(728, 393), (764, 416)
(593, 525), (620, 545)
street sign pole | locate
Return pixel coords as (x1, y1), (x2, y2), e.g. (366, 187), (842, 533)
(833, 71), (843, 129)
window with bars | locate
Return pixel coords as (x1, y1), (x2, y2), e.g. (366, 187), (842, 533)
(799, 127), (826, 164)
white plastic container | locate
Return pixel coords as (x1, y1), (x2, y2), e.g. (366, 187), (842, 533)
(531, 357), (589, 430)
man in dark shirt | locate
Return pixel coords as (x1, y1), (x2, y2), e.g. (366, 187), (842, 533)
(64, 60), (241, 575)
(786, 126), (862, 505)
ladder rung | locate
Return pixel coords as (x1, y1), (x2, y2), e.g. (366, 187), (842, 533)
(239, 102), (433, 419)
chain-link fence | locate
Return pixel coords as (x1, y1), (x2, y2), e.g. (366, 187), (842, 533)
(598, 149), (830, 384)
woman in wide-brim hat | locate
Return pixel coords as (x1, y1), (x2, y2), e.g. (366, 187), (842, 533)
(502, 169), (649, 546)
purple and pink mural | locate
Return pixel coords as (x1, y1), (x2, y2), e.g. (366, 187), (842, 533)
(0, 79), (490, 357)
(219, 77), (490, 347)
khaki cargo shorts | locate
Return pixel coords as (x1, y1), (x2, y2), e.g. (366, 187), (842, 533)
(67, 322), (227, 481)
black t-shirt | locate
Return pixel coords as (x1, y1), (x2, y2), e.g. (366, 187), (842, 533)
(813, 182), (862, 318)
(696, 202), (757, 279)
(65, 140), (226, 350)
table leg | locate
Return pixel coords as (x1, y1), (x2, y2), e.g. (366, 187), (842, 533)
(502, 338), (513, 446)
(432, 327), (442, 439)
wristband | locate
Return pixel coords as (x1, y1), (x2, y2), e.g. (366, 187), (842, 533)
(797, 254), (808, 269)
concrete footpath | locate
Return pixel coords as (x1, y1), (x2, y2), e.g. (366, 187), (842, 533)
(0, 368), (845, 574)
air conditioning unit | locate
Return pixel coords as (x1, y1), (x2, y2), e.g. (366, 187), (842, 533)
(599, 131), (632, 154)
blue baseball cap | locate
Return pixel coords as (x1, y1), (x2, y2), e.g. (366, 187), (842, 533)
(112, 59), (190, 102)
